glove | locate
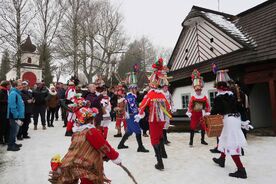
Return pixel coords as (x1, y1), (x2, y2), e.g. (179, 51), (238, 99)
(48, 168), (61, 184)
(202, 110), (210, 116)
(186, 111), (192, 118)
(241, 120), (254, 131)
(134, 113), (145, 123)
(112, 157), (122, 165)
(125, 112), (130, 119)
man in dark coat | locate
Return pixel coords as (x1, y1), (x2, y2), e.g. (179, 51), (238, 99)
(0, 80), (10, 145)
(32, 82), (48, 130)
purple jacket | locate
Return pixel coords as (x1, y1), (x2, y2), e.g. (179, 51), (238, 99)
(85, 92), (103, 125)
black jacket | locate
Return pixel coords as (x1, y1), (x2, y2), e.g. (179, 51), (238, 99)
(33, 87), (48, 106)
(21, 90), (33, 114)
(0, 87), (8, 114)
(211, 92), (239, 116)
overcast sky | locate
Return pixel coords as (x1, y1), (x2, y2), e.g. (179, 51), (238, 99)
(110, 0), (267, 49)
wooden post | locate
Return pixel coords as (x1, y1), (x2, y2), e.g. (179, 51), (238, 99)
(269, 79), (276, 135)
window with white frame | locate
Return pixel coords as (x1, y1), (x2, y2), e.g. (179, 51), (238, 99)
(208, 90), (217, 108)
(181, 93), (191, 109)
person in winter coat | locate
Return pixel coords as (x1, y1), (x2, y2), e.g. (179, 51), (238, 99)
(85, 84), (103, 128)
(17, 81), (33, 140)
(46, 85), (59, 127)
(7, 80), (25, 151)
(0, 80), (11, 145)
(33, 82), (48, 130)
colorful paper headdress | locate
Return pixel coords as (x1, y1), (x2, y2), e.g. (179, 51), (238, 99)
(126, 64), (139, 89)
(191, 69), (204, 90)
(75, 107), (99, 124)
(216, 69), (231, 83)
(148, 57), (170, 88)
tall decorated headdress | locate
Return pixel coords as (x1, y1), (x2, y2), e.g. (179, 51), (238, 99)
(148, 57), (170, 88)
(126, 64), (139, 89)
(211, 62), (231, 90)
(191, 69), (204, 90)
(215, 69), (232, 90)
(215, 69), (231, 83)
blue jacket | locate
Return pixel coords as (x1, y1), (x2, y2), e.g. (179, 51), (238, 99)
(126, 92), (138, 115)
(7, 87), (25, 119)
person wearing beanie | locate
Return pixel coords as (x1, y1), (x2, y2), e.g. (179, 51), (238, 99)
(186, 69), (210, 147)
(0, 80), (11, 145)
(211, 70), (250, 179)
(46, 84), (59, 127)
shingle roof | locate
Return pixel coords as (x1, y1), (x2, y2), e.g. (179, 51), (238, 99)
(21, 35), (36, 53)
(168, 0), (276, 82)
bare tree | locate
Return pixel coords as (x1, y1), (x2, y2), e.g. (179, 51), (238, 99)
(93, 0), (126, 79)
(52, 61), (69, 83)
(76, 0), (126, 83)
(34, 0), (65, 84)
(0, 0), (37, 78)
(56, 0), (84, 77)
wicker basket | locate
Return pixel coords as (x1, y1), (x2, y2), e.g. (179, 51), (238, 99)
(203, 115), (224, 137)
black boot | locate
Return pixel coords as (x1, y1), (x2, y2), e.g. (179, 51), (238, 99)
(229, 168), (247, 179)
(160, 139), (168, 158)
(7, 145), (20, 151)
(114, 133), (122, 137)
(201, 130), (208, 145)
(163, 129), (171, 145)
(153, 144), (164, 170)
(210, 146), (220, 153)
(65, 130), (73, 137)
(136, 134), (149, 152)
(212, 157), (225, 168)
(189, 131), (194, 146)
(117, 133), (130, 149)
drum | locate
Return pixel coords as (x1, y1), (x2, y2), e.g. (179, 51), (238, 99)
(203, 115), (223, 137)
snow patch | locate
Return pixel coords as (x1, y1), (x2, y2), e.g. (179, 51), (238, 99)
(204, 12), (257, 47)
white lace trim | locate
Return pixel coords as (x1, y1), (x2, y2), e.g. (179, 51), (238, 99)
(72, 124), (95, 132)
(216, 91), (233, 96)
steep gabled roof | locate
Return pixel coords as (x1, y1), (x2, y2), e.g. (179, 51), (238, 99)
(168, 0), (276, 82)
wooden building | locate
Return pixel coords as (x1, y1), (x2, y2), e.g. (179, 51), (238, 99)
(168, 0), (276, 133)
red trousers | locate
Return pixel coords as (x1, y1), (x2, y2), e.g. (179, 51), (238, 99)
(115, 118), (127, 130)
(66, 120), (74, 132)
(190, 111), (205, 130)
(149, 120), (165, 145)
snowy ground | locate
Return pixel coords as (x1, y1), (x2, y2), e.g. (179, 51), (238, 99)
(0, 120), (275, 184)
